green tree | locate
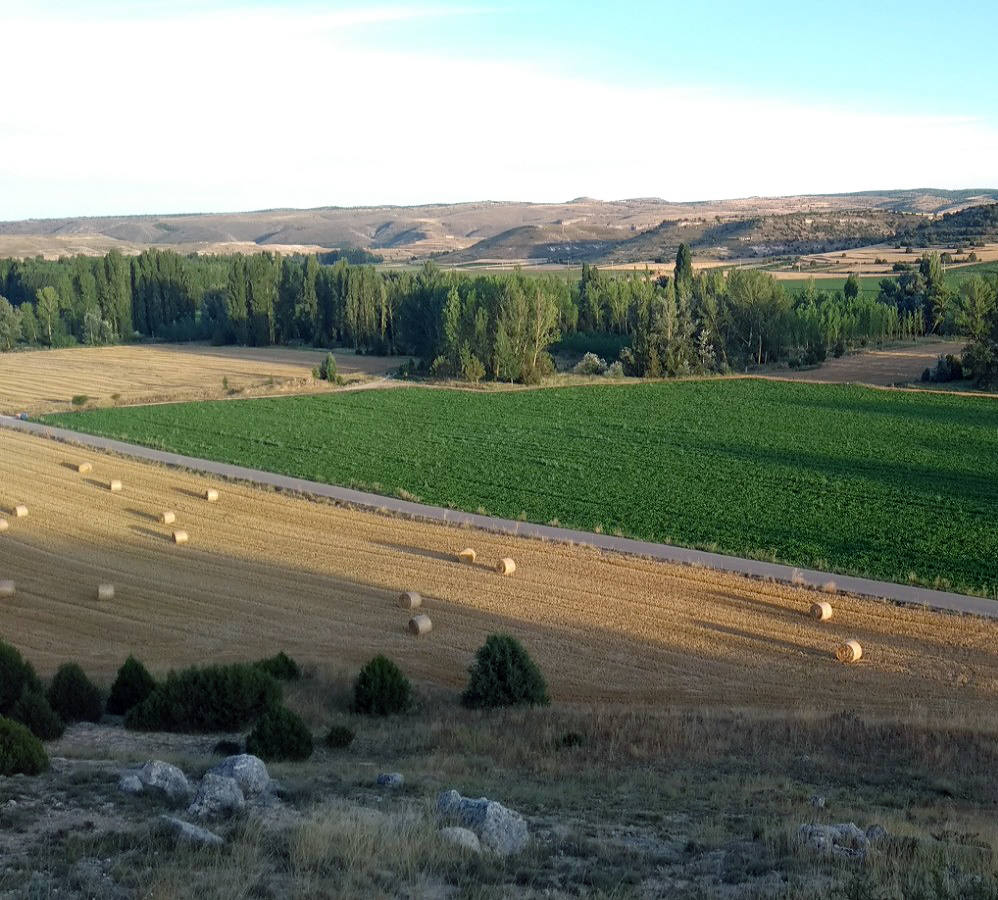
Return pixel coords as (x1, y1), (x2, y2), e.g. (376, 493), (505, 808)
(674, 243), (694, 300)
(843, 273), (860, 301)
(0, 297), (20, 350)
(35, 286), (60, 345)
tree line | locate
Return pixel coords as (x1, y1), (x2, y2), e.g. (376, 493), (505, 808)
(0, 247), (994, 385)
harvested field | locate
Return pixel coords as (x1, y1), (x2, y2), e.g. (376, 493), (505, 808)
(0, 344), (398, 415)
(1, 428), (995, 716)
(777, 338), (968, 386)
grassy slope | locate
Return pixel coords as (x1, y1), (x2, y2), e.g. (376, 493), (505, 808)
(42, 380), (998, 595)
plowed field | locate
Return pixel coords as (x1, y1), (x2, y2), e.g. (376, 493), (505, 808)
(1, 429), (995, 716)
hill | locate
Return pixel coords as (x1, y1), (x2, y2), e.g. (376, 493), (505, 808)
(1, 189), (997, 264)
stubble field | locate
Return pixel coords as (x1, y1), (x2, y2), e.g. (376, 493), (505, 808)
(1, 427), (995, 718)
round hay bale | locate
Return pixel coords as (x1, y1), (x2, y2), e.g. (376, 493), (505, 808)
(821, 580), (837, 594)
(109, 480), (123, 493)
(0, 580), (14, 598)
(204, 489), (219, 503)
(76, 462), (92, 474)
(496, 557), (516, 576)
(14, 505), (28, 518)
(457, 547), (477, 564)
(398, 590), (422, 610)
(0, 519), (8, 533)
(809, 601), (833, 621)
(98, 584), (115, 602)
(408, 614), (432, 636)
(836, 640), (863, 663)
(172, 530), (189, 545)
(160, 511), (176, 525)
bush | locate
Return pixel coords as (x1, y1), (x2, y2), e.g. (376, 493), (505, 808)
(125, 663), (281, 733)
(324, 724), (355, 749)
(253, 651), (303, 682)
(572, 352), (608, 376)
(0, 640), (42, 714)
(10, 688), (65, 740)
(245, 706), (313, 762)
(462, 634), (550, 709)
(317, 353), (340, 384)
(213, 739), (242, 756)
(352, 656), (411, 716)
(0, 717), (48, 776)
(71, 394), (89, 406)
(106, 656), (157, 715)
(46, 663), (103, 724)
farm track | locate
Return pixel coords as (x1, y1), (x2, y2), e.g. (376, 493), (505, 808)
(1, 427), (996, 717)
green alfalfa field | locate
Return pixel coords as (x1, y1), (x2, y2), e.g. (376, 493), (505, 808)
(43, 379), (998, 597)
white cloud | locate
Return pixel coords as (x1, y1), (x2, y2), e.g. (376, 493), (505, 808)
(1, 5), (997, 218)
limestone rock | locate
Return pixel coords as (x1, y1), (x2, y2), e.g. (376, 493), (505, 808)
(437, 789), (529, 856)
(795, 823), (869, 860)
(208, 754), (270, 796)
(187, 774), (245, 821)
(118, 774), (143, 795)
(439, 826), (482, 854)
(137, 761), (190, 802)
(158, 815), (224, 847)
(376, 772), (404, 789)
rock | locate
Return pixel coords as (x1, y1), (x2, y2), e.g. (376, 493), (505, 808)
(376, 773), (404, 789)
(137, 761), (190, 802)
(795, 823), (870, 860)
(436, 789), (529, 856)
(158, 815), (224, 847)
(439, 826), (482, 854)
(866, 824), (890, 844)
(809, 794), (826, 809)
(118, 775), (143, 795)
(187, 774), (245, 821)
(208, 755), (270, 796)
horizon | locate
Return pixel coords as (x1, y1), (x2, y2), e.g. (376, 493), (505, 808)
(2, 1), (998, 219)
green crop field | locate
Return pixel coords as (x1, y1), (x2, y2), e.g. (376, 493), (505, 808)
(42, 380), (998, 596)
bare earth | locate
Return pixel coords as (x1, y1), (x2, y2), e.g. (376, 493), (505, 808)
(777, 339), (967, 386)
(0, 344), (398, 414)
(1, 428), (994, 717)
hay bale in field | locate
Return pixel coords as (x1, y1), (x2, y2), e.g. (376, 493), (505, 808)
(77, 462), (92, 474)
(836, 640), (863, 663)
(0, 519), (8, 533)
(172, 530), (189, 545)
(204, 489), (219, 502)
(408, 614), (432, 636)
(809, 601), (833, 622)
(109, 480), (123, 493)
(398, 590), (422, 610)
(98, 584), (115, 602)
(821, 580), (837, 594)
(160, 511), (177, 525)
(0, 580), (14, 598)
(14, 505), (28, 518)
(496, 558), (516, 576)
(457, 548), (477, 564)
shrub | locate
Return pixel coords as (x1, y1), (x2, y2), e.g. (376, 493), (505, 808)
(46, 663), (103, 723)
(324, 724), (355, 749)
(0, 717), (48, 776)
(352, 656), (411, 716)
(572, 352), (608, 376)
(462, 634), (550, 709)
(318, 353), (339, 383)
(10, 688), (65, 740)
(0, 640), (42, 714)
(245, 706), (313, 762)
(125, 663), (280, 732)
(253, 651), (303, 682)
(106, 656), (157, 715)
(71, 394), (89, 406)
(213, 739), (242, 756)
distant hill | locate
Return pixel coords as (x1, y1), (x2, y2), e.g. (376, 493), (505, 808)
(903, 202), (998, 245)
(1, 189), (996, 264)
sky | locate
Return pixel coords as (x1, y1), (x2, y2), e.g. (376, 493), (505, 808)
(2, 0), (997, 219)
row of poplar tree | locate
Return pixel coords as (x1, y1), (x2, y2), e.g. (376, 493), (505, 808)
(0, 247), (990, 382)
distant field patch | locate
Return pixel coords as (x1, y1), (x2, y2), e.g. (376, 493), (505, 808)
(43, 380), (998, 595)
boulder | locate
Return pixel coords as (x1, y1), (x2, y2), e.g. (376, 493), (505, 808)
(795, 823), (869, 860)
(118, 774), (143, 795)
(158, 815), (224, 847)
(376, 773), (404, 789)
(187, 774), (245, 821)
(208, 754), (270, 796)
(866, 824), (890, 845)
(137, 761), (190, 802)
(437, 789), (529, 856)
(439, 826), (482, 854)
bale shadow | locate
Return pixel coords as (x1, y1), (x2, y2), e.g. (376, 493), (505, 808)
(60, 460), (87, 473)
(125, 507), (161, 523)
(174, 487), (207, 500)
(83, 477), (117, 492)
(375, 541), (458, 565)
(129, 524), (172, 543)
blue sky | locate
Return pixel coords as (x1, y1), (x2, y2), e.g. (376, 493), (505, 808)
(1, 0), (996, 218)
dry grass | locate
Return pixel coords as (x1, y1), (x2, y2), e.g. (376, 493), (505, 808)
(0, 344), (398, 414)
(1, 428), (996, 718)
